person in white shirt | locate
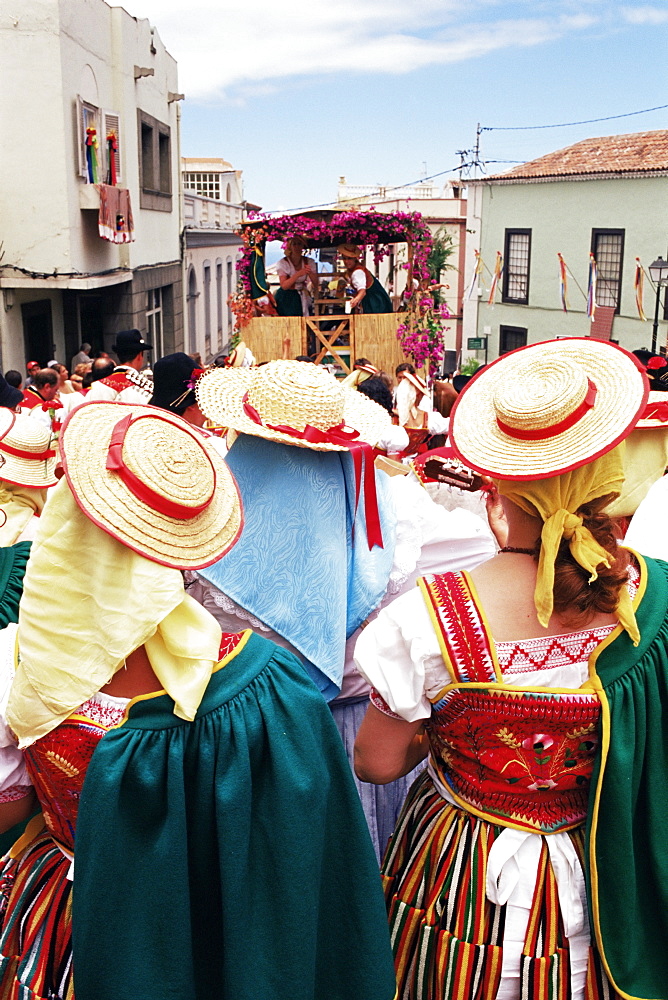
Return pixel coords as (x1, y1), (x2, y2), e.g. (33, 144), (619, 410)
(85, 330), (153, 405)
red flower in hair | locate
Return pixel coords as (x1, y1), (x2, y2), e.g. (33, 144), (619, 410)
(647, 357), (668, 370)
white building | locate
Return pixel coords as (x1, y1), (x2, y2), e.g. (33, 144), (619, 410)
(181, 157), (244, 361)
(0, 0), (183, 372)
(336, 179), (468, 362)
(463, 130), (668, 362)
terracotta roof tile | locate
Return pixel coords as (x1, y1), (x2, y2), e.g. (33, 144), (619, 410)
(485, 130), (668, 181)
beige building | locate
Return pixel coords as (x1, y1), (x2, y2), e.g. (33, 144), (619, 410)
(182, 158), (244, 361)
(0, 0), (183, 371)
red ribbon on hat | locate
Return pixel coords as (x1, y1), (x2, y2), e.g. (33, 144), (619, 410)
(242, 394), (383, 549)
(0, 442), (55, 461)
(106, 413), (213, 520)
(496, 379), (598, 441)
(642, 399), (668, 421)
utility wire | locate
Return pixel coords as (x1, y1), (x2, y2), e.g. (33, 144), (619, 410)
(263, 163), (467, 217)
(483, 103), (668, 132)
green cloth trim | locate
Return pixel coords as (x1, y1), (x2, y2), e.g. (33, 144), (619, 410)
(73, 632), (395, 1000)
(0, 542), (30, 628)
(586, 555), (668, 999)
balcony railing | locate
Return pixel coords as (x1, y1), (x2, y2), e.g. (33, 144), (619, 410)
(183, 192), (243, 232)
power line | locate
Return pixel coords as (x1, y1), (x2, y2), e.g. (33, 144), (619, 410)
(263, 163), (467, 217)
(482, 103), (668, 132)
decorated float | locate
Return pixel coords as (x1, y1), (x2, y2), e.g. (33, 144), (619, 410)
(229, 208), (450, 378)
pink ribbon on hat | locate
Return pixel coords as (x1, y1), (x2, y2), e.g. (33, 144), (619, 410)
(106, 413), (213, 520)
(242, 394), (383, 549)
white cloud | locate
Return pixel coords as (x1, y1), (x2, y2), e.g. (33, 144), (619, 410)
(621, 4), (668, 24)
(121, 0), (600, 99)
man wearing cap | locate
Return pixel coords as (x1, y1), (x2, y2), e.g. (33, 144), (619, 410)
(85, 330), (153, 404)
(24, 362), (40, 388)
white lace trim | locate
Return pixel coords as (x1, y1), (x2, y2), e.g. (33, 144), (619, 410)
(207, 590), (272, 632)
(78, 690), (129, 729)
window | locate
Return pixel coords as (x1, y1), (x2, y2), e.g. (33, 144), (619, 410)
(502, 230), (531, 304)
(146, 287), (163, 357)
(499, 325), (527, 355)
(183, 172), (220, 199)
(591, 229), (624, 313)
(226, 260), (233, 331)
(203, 263), (211, 358)
(216, 261), (223, 350)
(138, 110), (172, 211)
(187, 267), (198, 353)
(77, 98), (123, 185)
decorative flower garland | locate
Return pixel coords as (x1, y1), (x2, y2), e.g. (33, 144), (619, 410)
(234, 208), (448, 376)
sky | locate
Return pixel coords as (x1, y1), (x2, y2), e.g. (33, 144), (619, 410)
(123, 0), (668, 213)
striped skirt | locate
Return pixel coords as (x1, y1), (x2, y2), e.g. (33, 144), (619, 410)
(381, 771), (619, 1000)
(0, 828), (73, 999)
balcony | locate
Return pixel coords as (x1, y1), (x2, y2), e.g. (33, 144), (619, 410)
(183, 192), (243, 232)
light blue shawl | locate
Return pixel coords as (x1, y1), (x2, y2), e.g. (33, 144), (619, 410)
(199, 434), (396, 700)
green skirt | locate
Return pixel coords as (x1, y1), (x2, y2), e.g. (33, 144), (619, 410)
(362, 277), (393, 314)
(275, 286), (304, 316)
(73, 632), (396, 1000)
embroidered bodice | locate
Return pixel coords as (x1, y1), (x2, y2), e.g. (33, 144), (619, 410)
(22, 633), (244, 853)
(418, 571), (603, 834)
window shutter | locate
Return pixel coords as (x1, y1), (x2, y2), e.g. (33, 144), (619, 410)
(76, 97), (102, 182)
(103, 110), (122, 184)
(75, 96), (86, 178)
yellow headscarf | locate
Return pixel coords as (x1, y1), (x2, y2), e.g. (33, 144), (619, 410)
(605, 427), (668, 517)
(7, 478), (222, 748)
(0, 482), (48, 546)
(495, 444), (640, 646)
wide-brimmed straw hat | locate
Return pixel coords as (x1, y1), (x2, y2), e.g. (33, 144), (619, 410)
(398, 370), (427, 395)
(0, 411), (58, 488)
(196, 359), (391, 451)
(337, 243), (362, 259)
(59, 401), (243, 569)
(450, 338), (648, 481)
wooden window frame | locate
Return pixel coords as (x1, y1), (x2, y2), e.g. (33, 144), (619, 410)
(137, 110), (172, 212)
(499, 325), (528, 355)
(502, 229), (531, 305)
(591, 229), (624, 315)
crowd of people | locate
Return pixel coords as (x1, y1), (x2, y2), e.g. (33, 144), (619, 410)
(0, 332), (663, 999)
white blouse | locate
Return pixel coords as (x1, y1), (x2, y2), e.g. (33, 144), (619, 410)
(353, 565), (639, 1000)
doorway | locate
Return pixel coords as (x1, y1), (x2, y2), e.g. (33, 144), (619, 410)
(21, 300), (53, 367)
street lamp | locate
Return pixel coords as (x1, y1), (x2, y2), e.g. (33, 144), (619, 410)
(648, 256), (668, 353)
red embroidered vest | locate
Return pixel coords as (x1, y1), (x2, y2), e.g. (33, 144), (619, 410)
(418, 571), (601, 834)
(23, 633), (245, 853)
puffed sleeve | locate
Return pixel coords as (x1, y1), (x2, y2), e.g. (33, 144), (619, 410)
(354, 588), (450, 723)
(0, 623), (31, 800)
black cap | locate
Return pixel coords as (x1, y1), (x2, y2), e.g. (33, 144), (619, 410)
(0, 376), (24, 410)
(112, 329), (153, 354)
(150, 353), (199, 413)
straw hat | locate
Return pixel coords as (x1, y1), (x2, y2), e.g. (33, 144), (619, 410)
(450, 338), (648, 481)
(337, 244), (362, 259)
(0, 411), (58, 488)
(195, 359), (391, 451)
(226, 342), (251, 368)
(398, 370), (427, 396)
(59, 402), (243, 569)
